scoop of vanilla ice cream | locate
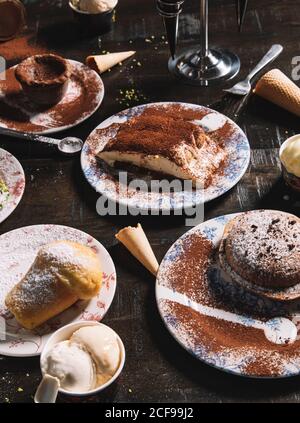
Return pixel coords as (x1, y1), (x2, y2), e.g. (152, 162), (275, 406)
(75, 0), (118, 13)
(71, 325), (120, 384)
(280, 135), (300, 177)
(42, 341), (95, 393)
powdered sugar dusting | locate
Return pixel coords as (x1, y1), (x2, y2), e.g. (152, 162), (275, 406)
(0, 225), (116, 357)
(231, 210), (299, 264)
(8, 241), (101, 312)
(10, 269), (62, 312)
(40, 241), (97, 270)
(0, 226), (95, 304)
(226, 210), (300, 291)
(157, 213), (300, 378)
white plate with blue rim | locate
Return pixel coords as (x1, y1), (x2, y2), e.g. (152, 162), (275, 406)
(156, 213), (300, 378)
(81, 102), (250, 212)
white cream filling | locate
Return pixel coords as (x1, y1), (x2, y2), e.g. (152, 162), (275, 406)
(98, 151), (199, 185)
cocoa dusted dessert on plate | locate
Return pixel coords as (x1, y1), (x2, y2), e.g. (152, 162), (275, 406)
(0, 56), (104, 133)
(15, 54), (71, 105)
(97, 104), (227, 188)
(82, 102), (250, 211)
(157, 210), (300, 378)
(219, 210), (300, 301)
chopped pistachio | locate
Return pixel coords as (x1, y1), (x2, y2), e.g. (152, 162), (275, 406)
(0, 179), (9, 211)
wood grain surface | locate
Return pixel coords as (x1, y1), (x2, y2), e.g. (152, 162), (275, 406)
(0, 0), (299, 403)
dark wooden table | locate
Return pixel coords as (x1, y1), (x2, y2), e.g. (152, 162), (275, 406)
(0, 0), (300, 403)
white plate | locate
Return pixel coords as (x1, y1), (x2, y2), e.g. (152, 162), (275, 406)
(0, 60), (104, 134)
(0, 225), (116, 357)
(156, 213), (300, 378)
(81, 102), (250, 211)
(0, 148), (25, 224)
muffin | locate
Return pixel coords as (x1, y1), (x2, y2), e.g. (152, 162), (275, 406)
(219, 210), (300, 301)
(280, 134), (300, 192)
(15, 54), (71, 106)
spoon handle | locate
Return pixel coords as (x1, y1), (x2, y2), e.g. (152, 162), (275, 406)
(34, 375), (59, 403)
(0, 126), (59, 146)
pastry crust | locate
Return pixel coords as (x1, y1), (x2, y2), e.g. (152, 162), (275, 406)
(5, 241), (102, 329)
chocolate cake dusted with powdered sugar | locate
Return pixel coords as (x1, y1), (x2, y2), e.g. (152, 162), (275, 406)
(219, 210), (300, 301)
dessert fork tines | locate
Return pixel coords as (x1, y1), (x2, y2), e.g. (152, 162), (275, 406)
(224, 44), (283, 96)
(209, 93), (251, 122)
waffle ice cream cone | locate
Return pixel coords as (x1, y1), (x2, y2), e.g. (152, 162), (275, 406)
(254, 69), (300, 117)
(115, 224), (159, 276)
(86, 51), (136, 74)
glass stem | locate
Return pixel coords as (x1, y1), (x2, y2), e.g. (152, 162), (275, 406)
(200, 0), (209, 58)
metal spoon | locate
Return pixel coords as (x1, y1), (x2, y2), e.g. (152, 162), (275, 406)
(0, 126), (83, 156)
(34, 374), (59, 403)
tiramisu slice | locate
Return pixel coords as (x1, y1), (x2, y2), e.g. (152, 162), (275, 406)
(97, 106), (226, 187)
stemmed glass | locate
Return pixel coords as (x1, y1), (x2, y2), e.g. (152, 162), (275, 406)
(157, 0), (240, 86)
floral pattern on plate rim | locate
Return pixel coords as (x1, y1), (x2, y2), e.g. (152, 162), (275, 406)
(0, 224), (116, 357)
(156, 213), (300, 379)
(81, 102), (250, 211)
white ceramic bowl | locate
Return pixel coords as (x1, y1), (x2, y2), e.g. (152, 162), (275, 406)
(279, 134), (297, 161)
(279, 134), (300, 192)
(40, 320), (125, 397)
(68, 0), (118, 15)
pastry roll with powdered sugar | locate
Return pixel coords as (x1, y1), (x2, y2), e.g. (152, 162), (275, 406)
(5, 240), (102, 329)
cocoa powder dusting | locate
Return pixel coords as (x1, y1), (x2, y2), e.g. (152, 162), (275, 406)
(211, 121), (235, 147)
(99, 104), (227, 186)
(161, 233), (216, 306)
(104, 108), (210, 166)
(0, 61), (103, 132)
(0, 35), (48, 62)
(159, 231), (300, 377)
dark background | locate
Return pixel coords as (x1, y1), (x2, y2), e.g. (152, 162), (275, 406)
(0, 0), (300, 403)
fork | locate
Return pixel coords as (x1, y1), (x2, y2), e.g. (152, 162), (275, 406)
(209, 92), (251, 122)
(223, 44), (283, 96)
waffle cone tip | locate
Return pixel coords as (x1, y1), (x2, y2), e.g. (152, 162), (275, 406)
(116, 223), (159, 276)
(254, 69), (300, 117)
(86, 51), (136, 74)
